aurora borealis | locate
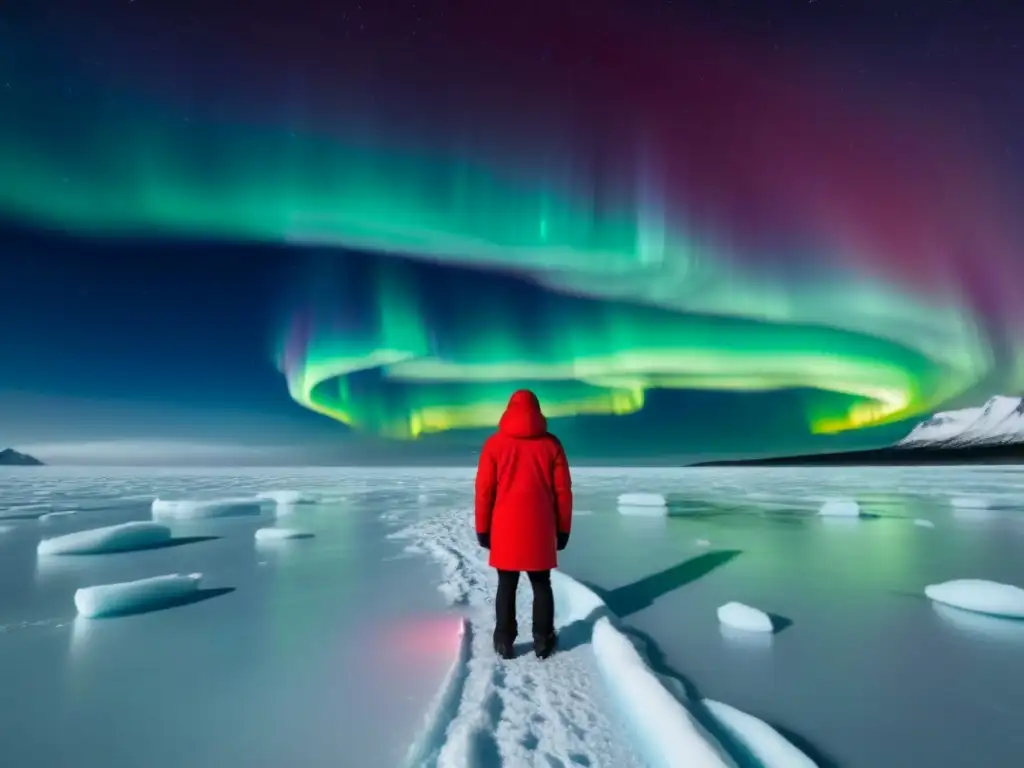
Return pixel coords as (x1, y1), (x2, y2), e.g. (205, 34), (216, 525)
(2, 0), (1024, 460)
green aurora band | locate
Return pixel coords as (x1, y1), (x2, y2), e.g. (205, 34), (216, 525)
(0, 108), (998, 442)
(276, 256), (986, 441)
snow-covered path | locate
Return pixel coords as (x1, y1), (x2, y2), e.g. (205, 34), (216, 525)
(392, 508), (645, 768)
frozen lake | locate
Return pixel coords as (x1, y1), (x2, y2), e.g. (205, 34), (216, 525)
(2, 466), (1023, 767)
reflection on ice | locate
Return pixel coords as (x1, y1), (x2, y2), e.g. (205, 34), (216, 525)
(35, 550), (99, 583)
(952, 506), (995, 522)
(69, 616), (94, 660)
(819, 516), (861, 529)
(719, 622), (774, 650)
(932, 603), (1024, 644)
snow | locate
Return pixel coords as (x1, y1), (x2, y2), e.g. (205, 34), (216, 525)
(618, 492), (667, 506)
(703, 700), (817, 768)
(717, 602), (774, 633)
(256, 490), (318, 505)
(74, 573), (203, 618)
(914, 519), (935, 528)
(151, 497), (263, 519)
(254, 527), (314, 542)
(618, 504), (669, 516)
(818, 498), (861, 518)
(947, 396), (1024, 446)
(899, 395), (1024, 448)
(924, 579), (1024, 619)
(38, 521), (172, 555)
(898, 406), (983, 446)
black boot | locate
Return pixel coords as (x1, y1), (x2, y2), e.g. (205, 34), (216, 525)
(534, 631), (557, 659)
(493, 630), (515, 660)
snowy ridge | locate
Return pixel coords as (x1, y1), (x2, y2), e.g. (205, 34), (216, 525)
(391, 509), (648, 767)
(899, 395), (1024, 448)
(392, 507), (765, 768)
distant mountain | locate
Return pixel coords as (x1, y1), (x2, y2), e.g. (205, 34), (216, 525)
(691, 395), (1024, 467)
(898, 395), (1024, 448)
(0, 448), (44, 466)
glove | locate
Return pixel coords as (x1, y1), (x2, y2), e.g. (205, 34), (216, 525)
(477, 532), (491, 549)
(556, 531), (570, 551)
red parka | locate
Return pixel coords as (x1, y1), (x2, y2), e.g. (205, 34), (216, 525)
(474, 390), (573, 571)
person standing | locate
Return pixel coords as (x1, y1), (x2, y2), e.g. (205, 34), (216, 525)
(474, 389), (573, 659)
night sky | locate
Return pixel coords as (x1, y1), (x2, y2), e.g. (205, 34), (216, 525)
(1, 0), (1023, 465)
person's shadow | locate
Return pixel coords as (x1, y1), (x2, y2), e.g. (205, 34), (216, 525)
(549, 549), (837, 767)
(556, 549), (741, 653)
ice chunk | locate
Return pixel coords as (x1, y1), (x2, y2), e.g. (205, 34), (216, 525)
(696, 538), (712, 547)
(256, 490), (318, 505)
(592, 619), (730, 767)
(38, 521), (172, 555)
(617, 492), (666, 506)
(703, 700), (817, 768)
(40, 510), (77, 522)
(0, 524), (12, 534)
(152, 497), (262, 519)
(717, 602), (774, 633)
(950, 496), (988, 509)
(818, 498), (861, 518)
(254, 527), (314, 542)
(913, 519), (935, 528)
(74, 573), (203, 618)
(924, 579), (1024, 619)
(417, 493), (430, 504)
(618, 504), (668, 517)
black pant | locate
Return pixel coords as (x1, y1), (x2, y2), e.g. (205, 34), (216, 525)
(494, 569), (555, 642)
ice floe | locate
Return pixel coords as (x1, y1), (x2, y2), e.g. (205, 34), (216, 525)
(38, 521), (172, 555)
(717, 602), (775, 633)
(256, 490), (319, 506)
(818, 499), (861, 518)
(74, 573), (204, 618)
(152, 497), (262, 519)
(254, 527), (314, 542)
(924, 579), (1024, 619)
(617, 492), (667, 507)
(618, 504), (669, 517)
